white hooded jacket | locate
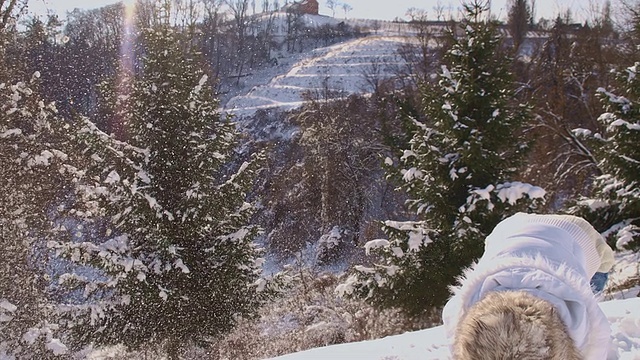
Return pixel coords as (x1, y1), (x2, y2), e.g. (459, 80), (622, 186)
(442, 213), (612, 360)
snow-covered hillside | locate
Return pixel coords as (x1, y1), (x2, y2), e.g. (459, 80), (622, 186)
(265, 252), (640, 360)
(224, 34), (414, 117)
(218, 18), (640, 360)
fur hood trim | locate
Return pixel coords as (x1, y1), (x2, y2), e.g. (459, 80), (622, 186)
(452, 290), (583, 359)
(442, 254), (611, 360)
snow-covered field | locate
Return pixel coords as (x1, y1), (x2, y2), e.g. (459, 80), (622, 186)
(224, 35), (414, 117)
(266, 252), (640, 360)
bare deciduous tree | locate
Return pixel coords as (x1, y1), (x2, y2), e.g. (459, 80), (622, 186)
(405, 7), (428, 22)
(433, 0), (445, 21)
(341, 3), (352, 18)
(174, 0), (202, 36)
(224, 0), (251, 84)
(530, 0), (536, 25)
(326, 0), (338, 17)
(0, 0), (25, 30)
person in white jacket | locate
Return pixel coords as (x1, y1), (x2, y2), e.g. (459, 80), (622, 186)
(442, 213), (615, 360)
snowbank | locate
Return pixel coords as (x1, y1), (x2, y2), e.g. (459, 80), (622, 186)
(266, 297), (640, 360)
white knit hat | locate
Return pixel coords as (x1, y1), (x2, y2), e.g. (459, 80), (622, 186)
(493, 213), (614, 277)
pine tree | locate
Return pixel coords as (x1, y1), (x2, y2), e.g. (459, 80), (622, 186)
(341, 1), (544, 315)
(0, 71), (76, 358)
(1, 8), (80, 354)
(508, 0), (530, 51)
(569, 63), (640, 252)
(51, 27), (271, 357)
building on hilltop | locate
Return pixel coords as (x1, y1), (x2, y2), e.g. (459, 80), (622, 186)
(282, 0), (319, 15)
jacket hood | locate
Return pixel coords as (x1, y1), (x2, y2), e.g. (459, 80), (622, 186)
(442, 255), (611, 360)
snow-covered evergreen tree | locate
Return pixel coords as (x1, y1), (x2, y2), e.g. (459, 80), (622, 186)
(50, 27), (270, 357)
(570, 63), (640, 252)
(341, 1), (545, 315)
(0, 7), (80, 356)
(0, 71), (74, 358)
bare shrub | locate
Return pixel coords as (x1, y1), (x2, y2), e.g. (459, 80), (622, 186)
(207, 266), (438, 360)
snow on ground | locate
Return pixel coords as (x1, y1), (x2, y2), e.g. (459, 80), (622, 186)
(605, 251), (640, 301)
(266, 252), (640, 360)
(266, 323), (450, 360)
(224, 35), (414, 118)
(218, 14), (344, 107)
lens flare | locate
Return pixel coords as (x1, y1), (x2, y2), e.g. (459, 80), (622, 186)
(121, 0), (136, 69)
(113, 0), (137, 140)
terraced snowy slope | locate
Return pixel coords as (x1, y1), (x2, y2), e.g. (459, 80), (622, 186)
(224, 35), (414, 117)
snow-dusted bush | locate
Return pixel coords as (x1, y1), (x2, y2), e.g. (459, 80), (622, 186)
(206, 266), (432, 360)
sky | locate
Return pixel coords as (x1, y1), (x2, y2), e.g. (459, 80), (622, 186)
(26, 0), (606, 22)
